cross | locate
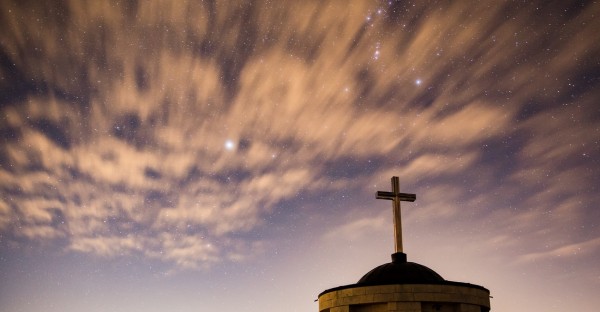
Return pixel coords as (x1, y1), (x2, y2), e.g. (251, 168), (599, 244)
(376, 176), (416, 253)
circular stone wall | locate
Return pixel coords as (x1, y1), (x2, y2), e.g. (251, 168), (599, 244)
(318, 284), (490, 312)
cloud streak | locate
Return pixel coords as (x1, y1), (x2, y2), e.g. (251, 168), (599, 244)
(0, 0), (598, 279)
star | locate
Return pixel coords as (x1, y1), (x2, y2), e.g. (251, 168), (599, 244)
(225, 139), (236, 151)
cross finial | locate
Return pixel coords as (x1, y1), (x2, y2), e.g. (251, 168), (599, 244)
(376, 176), (416, 253)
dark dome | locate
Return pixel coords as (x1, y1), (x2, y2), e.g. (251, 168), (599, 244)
(357, 252), (444, 285)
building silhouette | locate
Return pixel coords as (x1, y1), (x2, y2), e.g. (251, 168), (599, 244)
(317, 177), (491, 312)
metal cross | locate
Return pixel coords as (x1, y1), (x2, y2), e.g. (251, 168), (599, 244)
(376, 176), (416, 253)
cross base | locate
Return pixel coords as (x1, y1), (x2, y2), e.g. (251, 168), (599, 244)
(392, 252), (407, 263)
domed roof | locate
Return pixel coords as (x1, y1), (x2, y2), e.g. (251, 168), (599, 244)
(357, 252), (444, 285)
(318, 252), (489, 298)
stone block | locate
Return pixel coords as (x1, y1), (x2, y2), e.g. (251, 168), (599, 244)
(441, 285), (460, 294)
(394, 301), (421, 312)
(339, 289), (353, 297)
(432, 292), (461, 302)
(412, 284), (441, 293)
(320, 299), (333, 310)
(413, 292), (436, 301)
(364, 294), (375, 302)
(331, 306), (349, 312)
(373, 293), (394, 302)
(392, 292), (415, 301)
(458, 303), (480, 312)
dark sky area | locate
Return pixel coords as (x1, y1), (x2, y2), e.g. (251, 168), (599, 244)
(0, 1), (599, 311)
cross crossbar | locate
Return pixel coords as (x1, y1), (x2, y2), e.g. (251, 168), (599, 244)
(376, 191), (416, 202)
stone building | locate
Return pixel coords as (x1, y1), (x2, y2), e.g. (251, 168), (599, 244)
(317, 177), (491, 312)
(317, 251), (490, 312)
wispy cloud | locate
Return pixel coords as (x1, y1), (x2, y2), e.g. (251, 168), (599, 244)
(323, 215), (387, 243)
(516, 237), (600, 264)
(0, 0), (598, 273)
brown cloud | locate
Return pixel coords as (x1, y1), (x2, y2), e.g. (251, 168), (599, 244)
(1, 0), (598, 272)
(516, 237), (600, 264)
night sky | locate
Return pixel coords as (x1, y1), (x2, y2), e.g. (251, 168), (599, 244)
(1, 1), (599, 311)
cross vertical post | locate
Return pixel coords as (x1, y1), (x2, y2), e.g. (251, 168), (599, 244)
(376, 176), (416, 253)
